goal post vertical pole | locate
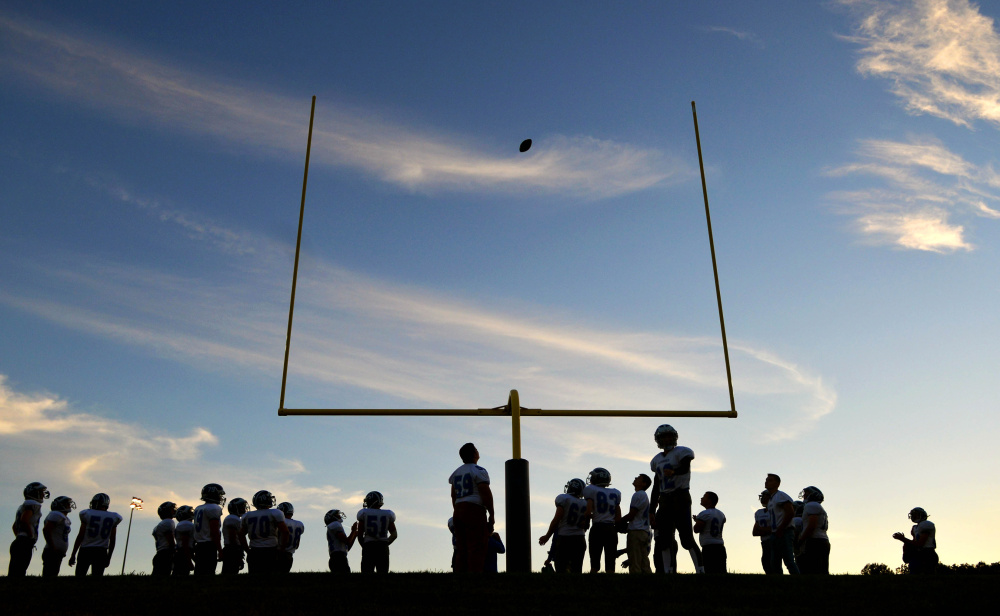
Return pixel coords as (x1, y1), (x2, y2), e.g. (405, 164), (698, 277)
(279, 95), (317, 414)
(505, 389), (531, 572)
(692, 101), (738, 416)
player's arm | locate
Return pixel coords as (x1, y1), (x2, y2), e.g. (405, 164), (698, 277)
(539, 506), (564, 545)
(387, 520), (398, 545)
(613, 504), (622, 524)
(68, 521), (86, 566)
(479, 482), (495, 526)
(649, 482), (659, 529)
(584, 498), (595, 518)
(692, 514), (706, 534)
(277, 520), (290, 551)
(210, 517), (223, 558)
(752, 519), (771, 537)
(15, 508), (34, 538)
(337, 523), (359, 551)
(107, 525), (118, 564)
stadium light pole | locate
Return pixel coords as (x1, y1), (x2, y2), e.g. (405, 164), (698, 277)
(120, 497), (142, 575)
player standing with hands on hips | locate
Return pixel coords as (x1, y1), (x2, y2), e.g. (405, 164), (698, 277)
(649, 424), (704, 573)
(450, 442), (494, 572)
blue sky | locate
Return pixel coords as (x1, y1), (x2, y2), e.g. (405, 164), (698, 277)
(2, 0), (1000, 574)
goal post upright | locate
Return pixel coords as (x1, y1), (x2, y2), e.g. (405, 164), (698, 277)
(277, 98), (737, 573)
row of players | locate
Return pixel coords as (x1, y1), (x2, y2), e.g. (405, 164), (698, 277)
(7, 483), (397, 577)
(9, 424), (937, 575)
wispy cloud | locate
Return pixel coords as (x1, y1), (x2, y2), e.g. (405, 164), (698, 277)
(825, 136), (1000, 251)
(705, 26), (764, 48)
(838, 0), (1000, 128)
(0, 13), (688, 198)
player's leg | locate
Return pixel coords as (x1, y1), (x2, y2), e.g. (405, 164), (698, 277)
(760, 540), (771, 573)
(668, 490), (703, 572)
(41, 546), (61, 577)
(781, 531), (799, 574)
(466, 505), (488, 573)
(570, 536), (586, 574)
(602, 525), (617, 573)
(587, 526), (602, 572)
(452, 503), (470, 573)
(152, 547), (173, 576)
(636, 531), (652, 573)
(360, 543), (374, 574)
(377, 543), (390, 573)
(90, 547), (109, 576)
(7, 536), (33, 577)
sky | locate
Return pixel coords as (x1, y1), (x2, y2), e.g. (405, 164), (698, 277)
(2, 0), (999, 575)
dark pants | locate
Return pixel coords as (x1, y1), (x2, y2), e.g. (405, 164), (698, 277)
(152, 548), (174, 576)
(657, 490), (702, 567)
(173, 549), (193, 576)
(8, 536), (34, 577)
(453, 501), (487, 573)
(76, 546), (109, 577)
(221, 545), (244, 575)
(554, 534), (586, 573)
(361, 541), (390, 573)
(702, 544), (727, 574)
(194, 542), (218, 575)
(41, 547), (64, 577)
(653, 533), (678, 573)
(769, 529), (800, 574)
(909, 548), (939, 574)
(329, 551), (350, 574)
(588, 522), (617, 573)
(277, 550), (294, 574)
(799, 538), (830, 574)
(760, 539), (774, 573)
(247, 546), (278, 575)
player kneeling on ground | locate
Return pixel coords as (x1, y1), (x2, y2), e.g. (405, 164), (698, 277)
(326, 509), (358, 573)
(894, 507), (937, 574)
(539, 478), (588, 573)
(9, 481), (49, 577)
(193, 483), (226, 575)
(41, 495), (75, 577)
(357, 491), (397, 573)
(69, 493), (123, 577)
(151, 501), (177, 576)
(241, 490), (289, 575)
(173, 505), (196, 576)
(692, 491), (726, 574)
(276, 502), (304, 574)
(222, 497), (250, 575)
(797, 486), (829, 574)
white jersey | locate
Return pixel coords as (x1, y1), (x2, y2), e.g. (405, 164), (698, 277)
(792, 516), (803, 537)
(78, 509), (123, 549)
(152, 519), (175, 552)
(44, 511), (71, 555)
(754, 508), (771, 542)
(285, 518), (305, 553)
(327, 521), (350, 554)
(449, 463), (491, 506)
(222, 514), (242, 547)
(767, 490), (793, 531)
(175, 520), (195, 548)
(357, 508), (396, 543)
(241, 509), (286, 548)
(912, 520), (936, 549)
(582, 485), (622, 525)
(627, 491), (651, 531)
(802, 502), (829, 541)
(13, 500), (43, 541)
(554, 494), (587, 537)
(696, 508), (726, 547)
(193, 503), (223, 544)
(649, 446), (695, 494)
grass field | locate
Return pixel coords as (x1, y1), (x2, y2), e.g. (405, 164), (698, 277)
(2, 573), (995, 615)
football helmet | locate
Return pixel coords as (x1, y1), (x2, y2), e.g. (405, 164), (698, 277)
(587, 467), (611, 487)
(252, 490), (276, 509)
(157, 501), (177, 519)
(793, 500), (804, 517)
(200, 483), (226, 507)
(90, 493), (111, 511)
(227, 498), (249, 516)
(277, 502), (294, 518)
(564, 478), (586, 497)
(654, 424), (678, 449)
(908, 507), (928, 522)
(176, 505), (195, 521)
(24, 482), (50, 502)
(799, 486), (824, 503)
(325, 509), (346, 525)
(363, 491), (384, 509)
(51, 496), (76, 514)
(758, 490), (771, 506)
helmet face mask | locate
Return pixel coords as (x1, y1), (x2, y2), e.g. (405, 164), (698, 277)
(277, 502), (294, 518)
(564, 478), (585, 497)
(654, 424), (678, 449)
(363, 491), (384, 509)
(51, 496), (76, 514)
(252, 490), (276, 510)
(157, 501), (177, 520)
(90, 493), (111, 511)
(908, 507), (928, 523)
(24, 482), (50, 503)
(201, 483), (227, 507)
(227, 498), (249, 516)
(586, 468), (611, 487)
(324, 509), (346, 525)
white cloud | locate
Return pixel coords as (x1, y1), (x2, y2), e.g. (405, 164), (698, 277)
(825, 136), (1000, 252)
(0, 13), (688, 199)
(838, 0), (1000, 128)
(705, 26), (764, 48)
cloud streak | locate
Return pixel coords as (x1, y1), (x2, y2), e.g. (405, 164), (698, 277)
(0, 13), (688, 198)
(838, 0), (1000, 128)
